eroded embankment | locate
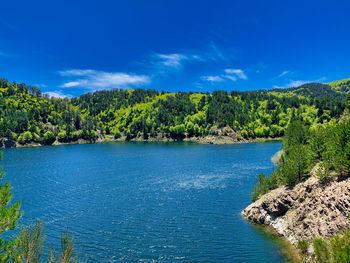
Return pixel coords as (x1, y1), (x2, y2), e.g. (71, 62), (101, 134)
(242, 176), (350, 248)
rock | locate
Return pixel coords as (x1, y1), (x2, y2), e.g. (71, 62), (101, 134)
(0, 139), (16, 148)
(242, 176), (350, 247)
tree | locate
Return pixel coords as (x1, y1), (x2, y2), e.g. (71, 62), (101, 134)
(0, 152), (22, 261)
(325, 121), (350, 176)
(278, 144), (311, 186)
(43, 131), (55, 145)
(0, 154), (80, 262)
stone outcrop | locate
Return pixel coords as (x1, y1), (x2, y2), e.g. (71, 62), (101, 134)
(0, 139), (16, 148)
(242, 175), (350, 246)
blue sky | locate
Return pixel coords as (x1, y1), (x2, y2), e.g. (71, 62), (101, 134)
(1, 0), (350, 97)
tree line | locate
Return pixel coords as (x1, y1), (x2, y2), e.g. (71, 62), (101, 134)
(0, 78), (347, 145)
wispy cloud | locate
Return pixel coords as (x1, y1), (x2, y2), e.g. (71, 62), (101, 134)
(61, 81), (82, 88)
(273, 77), (326, 89)
(201, 75), (224, 82)
(201, 68), (247, 83)
(59, 69), (96, 77)
(150, 53), (202, 72)
(155, 53), (188, 68)
(44, 91), (72, 98)
(208, 42), (228, 61)
(277, 70), (291, 78)
(58, 69), (150, 90)
(224, 69), (247, 80)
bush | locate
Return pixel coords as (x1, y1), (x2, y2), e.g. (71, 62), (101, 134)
(251, 172), (278, 202)
(114, 129), (121, 139)
(33, 133), (41, 142)
(313, 228), (350, 263)
(23, 131), (33, 142)
(169, 124), (186, 136)
(297, 239), (309, 254)
(43, 131), (55, 145)
(316, 162), (333, 183)
(57, 131), (68, 142)
(90, 130), (98, 140)
(17, 134), (25, 144)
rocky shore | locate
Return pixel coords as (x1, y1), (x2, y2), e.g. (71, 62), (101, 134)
(0, 135), (281, 149)
(242, 174), (350, 256)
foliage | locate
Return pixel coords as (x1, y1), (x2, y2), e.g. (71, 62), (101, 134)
(0, 152), (22, 262)
(251, 116), (350, 200)
(0, 78), (347, 144)
(13, 222), (46, 262)
(251, 172), (278, 202)
(313, 228), (350, 263)
(297, 239), (309, 255)
(328, 78), (350, 93)
(0, 153), (80, 262)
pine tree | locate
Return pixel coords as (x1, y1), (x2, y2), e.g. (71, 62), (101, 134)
(0, 152), (22, 261)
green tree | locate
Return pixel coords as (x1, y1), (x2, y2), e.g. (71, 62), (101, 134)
(43, 131), (56, 145)
(0, 152), (22, 261)
(278, 144), (311, 186)
(329, 122), (350, 176)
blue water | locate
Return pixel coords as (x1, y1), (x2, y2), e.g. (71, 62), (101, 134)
(1, 142), (285, 262)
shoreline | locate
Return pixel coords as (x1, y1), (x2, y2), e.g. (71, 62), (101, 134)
(250, 222), (302, 263)
(0, 136), (281, 149)
(242, 175), (350, 262)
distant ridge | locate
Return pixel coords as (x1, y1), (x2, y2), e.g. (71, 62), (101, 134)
(328, 77), (350, 93)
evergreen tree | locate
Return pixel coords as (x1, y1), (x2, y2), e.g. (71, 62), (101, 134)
(0, 152), (22, 261)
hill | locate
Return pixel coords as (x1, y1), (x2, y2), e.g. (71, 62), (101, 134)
(328, 78), (350, 93)
(0, 78), (347, 147)
(243, 97), (350, 262)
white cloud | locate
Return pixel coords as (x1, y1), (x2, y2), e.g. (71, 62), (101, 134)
(201, 75), (224, 82)
(60, 81), (82, 88)
(201, 68), (247, 83)
(44, 91), (71, 98)
(58, 69), (150, 90)
(58, 69), (96, 77)
(156, 53), (188, 68)
(153, 53), (202, 70)
(273, 77), (327, 89)
(224, 69), (247, 79)
(224, 75), (237, 81)
(191, 55), (204, 61)
(277, 70), (290, 78)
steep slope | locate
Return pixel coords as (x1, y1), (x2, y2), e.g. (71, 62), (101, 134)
(242, 175), (350, 246)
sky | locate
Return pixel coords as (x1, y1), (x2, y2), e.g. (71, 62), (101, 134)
(1, 0), (350, 98)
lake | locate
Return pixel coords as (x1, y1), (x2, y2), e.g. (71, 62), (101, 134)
(1, 142), (286, 262)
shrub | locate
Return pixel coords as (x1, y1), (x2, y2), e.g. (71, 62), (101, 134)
(43, 131), (55, 145)
(114, 129), (121, 139)
(297, 239), (309, 254)
(57, 131), (68, 142)
(313, 228), (350, 263)
(251, 172), (278, 202)
(23, 131), (33, 142)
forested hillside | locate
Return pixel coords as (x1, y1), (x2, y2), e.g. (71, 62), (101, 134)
(328, 78), (350, 93)
(0, 78), (347, 146)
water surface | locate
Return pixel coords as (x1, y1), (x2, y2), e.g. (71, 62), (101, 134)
(2, 142), (285, 262)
